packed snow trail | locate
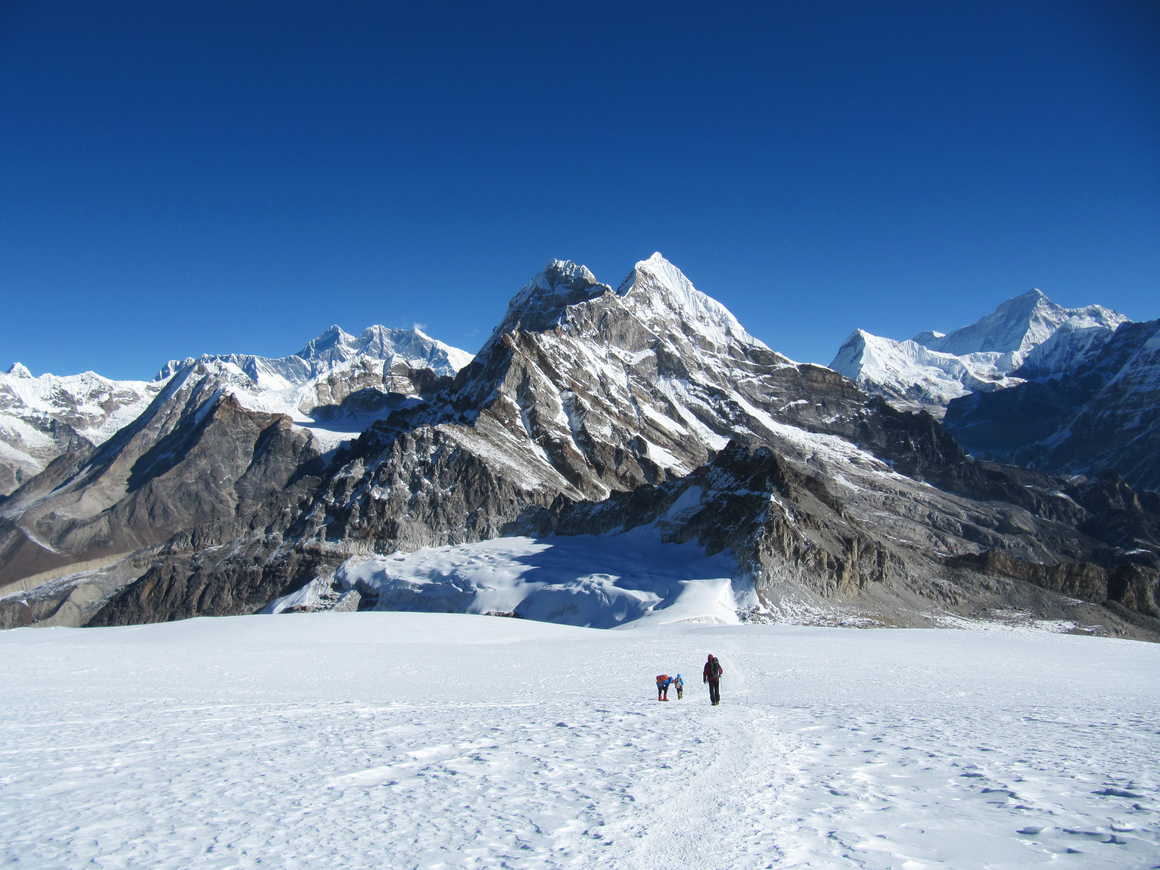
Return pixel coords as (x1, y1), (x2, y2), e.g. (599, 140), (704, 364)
(1, 615), (1157, 868)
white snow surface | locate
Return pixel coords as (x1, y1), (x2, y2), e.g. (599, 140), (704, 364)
(1, 614), (1156, 869)
(830, 329), (1016, 411)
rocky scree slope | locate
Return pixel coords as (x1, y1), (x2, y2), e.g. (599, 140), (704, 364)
(79, 255), (1160, 638)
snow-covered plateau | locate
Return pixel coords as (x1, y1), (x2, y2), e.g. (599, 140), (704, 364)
(1, 612), (1157, 869)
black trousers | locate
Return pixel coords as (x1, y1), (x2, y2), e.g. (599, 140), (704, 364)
(707, 679), (720, 705)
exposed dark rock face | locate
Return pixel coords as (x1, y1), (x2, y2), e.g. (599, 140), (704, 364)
(946, 551), (1159, 621)
(4, 255), (1159, 639)
(87, 541), (331, 627)
(512, 438), (1159, 632)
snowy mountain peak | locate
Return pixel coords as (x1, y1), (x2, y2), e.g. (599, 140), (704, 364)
(153, 325), (472, 415)
(494, 253), (761, 355)
(917, 288), (1127, 359)
(499, 260), (612, 333)
(538, 259), (600, 290)
(616, 252), (757, 351)
(298, 324), (357, 359)
(408, 327), (475, 372)
(6, 363), (32, 378)
(832, 286), (1134, 418)
(1018, 288), (1047, 302)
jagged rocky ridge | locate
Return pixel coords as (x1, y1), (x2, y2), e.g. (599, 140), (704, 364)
(1, 256), (1158, 637)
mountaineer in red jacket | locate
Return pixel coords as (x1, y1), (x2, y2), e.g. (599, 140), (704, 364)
(702, 654), (724, 706)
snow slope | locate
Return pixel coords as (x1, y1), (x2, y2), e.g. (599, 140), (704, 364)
(1, 614), (1156, 869)
(829, 329), (1006, 411)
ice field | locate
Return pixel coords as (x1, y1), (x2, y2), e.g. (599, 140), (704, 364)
(1, 613), (1158, 868)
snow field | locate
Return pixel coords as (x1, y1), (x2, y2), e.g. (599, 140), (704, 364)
(0, 614), (1157, 869)
(275, 531), (746, 628)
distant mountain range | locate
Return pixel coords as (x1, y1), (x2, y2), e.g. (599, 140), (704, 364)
(829, 289), (1158, 492)
(0, 326), (471, 496)
(944, 319), (1160, 492)
(2, 256), (1157, 639)
(829, 290), (1129, 416)
(0, 365), (164, 496)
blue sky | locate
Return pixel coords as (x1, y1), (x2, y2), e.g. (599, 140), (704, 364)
(2, 0), (1156, 378)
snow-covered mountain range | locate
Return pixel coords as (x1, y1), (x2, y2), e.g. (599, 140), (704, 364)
(0, 325), (472, 498)
(830, 289), (1129, 416)
(0, 364), (166, 496)
(154, 324), (472, 449)
(1, 256), (1157, 640)
(828, 288), (1160, 491)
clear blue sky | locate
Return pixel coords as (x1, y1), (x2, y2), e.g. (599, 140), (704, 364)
(2, 0), (1156, 378)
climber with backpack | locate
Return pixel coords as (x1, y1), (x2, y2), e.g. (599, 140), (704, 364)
(656, 673), (673, 701)
(672, 673), (684, 700)
(703, 654), (724, 706)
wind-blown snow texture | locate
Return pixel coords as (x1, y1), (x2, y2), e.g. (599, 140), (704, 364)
(1, 613), (1156, 869)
